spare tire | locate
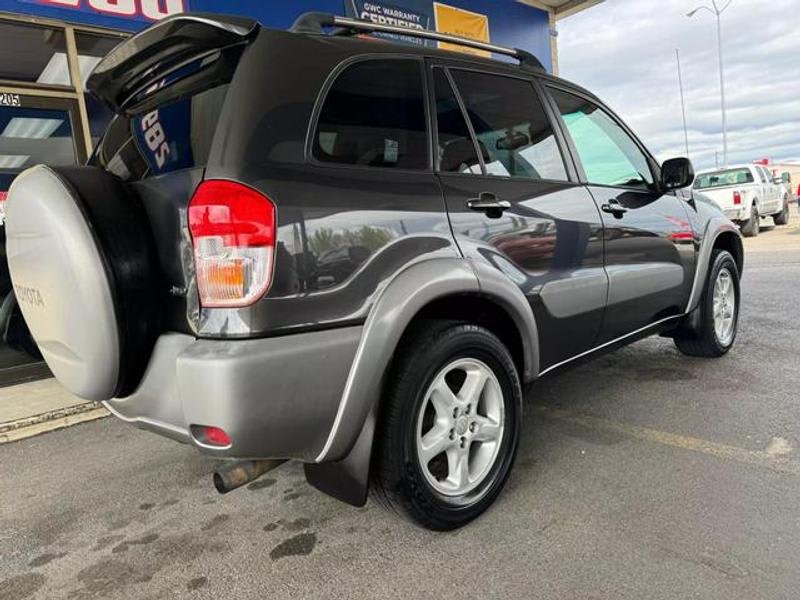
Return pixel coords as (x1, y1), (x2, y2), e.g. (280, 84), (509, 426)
(5, 165), (160, 400)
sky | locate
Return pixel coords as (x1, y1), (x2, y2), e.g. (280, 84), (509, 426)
(558, 0), (800, 170)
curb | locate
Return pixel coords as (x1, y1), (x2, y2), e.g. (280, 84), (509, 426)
(0, 402), (109, 444)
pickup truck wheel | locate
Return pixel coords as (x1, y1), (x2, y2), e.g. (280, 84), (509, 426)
(740, 205), (759, 237)
(774, 198), (790, 226)
(674, 249), (740, 358)
(371, 321), (521, 530)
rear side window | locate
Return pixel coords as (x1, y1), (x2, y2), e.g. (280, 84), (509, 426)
(448, 70), (568, 181)
(313, 60), (428, 170)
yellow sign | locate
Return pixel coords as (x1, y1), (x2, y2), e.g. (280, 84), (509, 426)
(433, 3), (491, 58)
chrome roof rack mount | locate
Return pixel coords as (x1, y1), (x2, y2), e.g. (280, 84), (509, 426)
(291, 12), (545, 72)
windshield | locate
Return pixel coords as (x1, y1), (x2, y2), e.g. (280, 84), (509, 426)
(695, 168), (753, 189)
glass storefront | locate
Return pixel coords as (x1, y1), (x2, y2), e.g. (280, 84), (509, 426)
(0, 14), (126, 387)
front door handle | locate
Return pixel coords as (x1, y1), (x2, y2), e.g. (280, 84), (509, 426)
(601, 198), (628, 218)
(467, 192), (511, 219)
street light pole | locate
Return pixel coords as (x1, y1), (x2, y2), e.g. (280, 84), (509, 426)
(687, 0), (732, 167)
(675, 48), (690, 158)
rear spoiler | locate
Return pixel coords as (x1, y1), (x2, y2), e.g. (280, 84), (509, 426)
(87, 13), (259, 115)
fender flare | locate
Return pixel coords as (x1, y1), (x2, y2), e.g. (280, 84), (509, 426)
(686, 216), (743, 313)
(305, 256), (539, 506)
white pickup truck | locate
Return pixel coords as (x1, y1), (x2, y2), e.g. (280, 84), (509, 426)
(694, 164), (791, 237)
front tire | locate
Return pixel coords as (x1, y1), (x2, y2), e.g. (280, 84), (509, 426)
(371, 321), (521, 530)
(674, 249), (740, 358)
(740, 204), (759, 237)
(774, 197), (790, 225)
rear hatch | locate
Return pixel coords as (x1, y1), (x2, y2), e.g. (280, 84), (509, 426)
(88, 13), (259, 334)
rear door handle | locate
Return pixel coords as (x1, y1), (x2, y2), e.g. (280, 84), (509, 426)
(467, 192), (511, 219)
(601, 198), (628, 218)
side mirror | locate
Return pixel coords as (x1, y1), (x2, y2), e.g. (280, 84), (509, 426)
(773, 176), (783, 185)
(661, 157), (695, 190)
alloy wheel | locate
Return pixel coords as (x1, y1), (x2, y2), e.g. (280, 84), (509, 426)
(415, 358), (505, 497)
(712, 267), (736, 346)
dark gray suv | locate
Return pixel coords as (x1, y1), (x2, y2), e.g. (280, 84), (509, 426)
(4, 12), (743, 530)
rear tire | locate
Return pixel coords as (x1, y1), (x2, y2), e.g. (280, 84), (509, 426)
(774, 197), (790, 225)
(740, 204), (759, 237)
(674, 249), (740, 358)
(371, 321), (521, 530)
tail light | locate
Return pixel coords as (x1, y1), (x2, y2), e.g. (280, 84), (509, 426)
(733, 191), (742, 205)
(188, 180), (275, 308)
(0, 190), (7, 226)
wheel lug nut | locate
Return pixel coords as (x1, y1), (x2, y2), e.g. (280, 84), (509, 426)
(469, 422), (476, 433)
(465, 404), (471, 415)
(453, 408), (459, 419)
(460, 437), (466, 448)
(449, 430), (455, 440)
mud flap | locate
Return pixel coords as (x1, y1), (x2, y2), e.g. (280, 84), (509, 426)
(304, 410), (376, 507)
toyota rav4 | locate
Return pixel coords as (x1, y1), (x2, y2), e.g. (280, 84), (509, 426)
(4, 12), (744, 530)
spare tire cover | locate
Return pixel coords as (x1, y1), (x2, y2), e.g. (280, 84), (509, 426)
(5, 165), (158, 400)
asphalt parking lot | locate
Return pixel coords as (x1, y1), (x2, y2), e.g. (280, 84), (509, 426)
(2, 213), (800, 600)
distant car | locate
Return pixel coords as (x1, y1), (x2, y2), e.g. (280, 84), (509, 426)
(694, 164), (791, 237)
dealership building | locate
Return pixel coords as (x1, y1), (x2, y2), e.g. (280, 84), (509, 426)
(0, 0), (600, 387)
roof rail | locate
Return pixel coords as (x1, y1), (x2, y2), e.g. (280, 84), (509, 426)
(290, 12), (545, 72)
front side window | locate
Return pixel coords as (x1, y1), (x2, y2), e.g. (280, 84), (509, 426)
(313, 60), (428, 170)
(447, 70), (568, 181)
(550, 88), (653, 190)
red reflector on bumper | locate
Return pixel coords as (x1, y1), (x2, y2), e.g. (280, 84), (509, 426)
(192, 425), (231, 447)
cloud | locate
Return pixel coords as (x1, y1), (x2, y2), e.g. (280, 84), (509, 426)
(558, 0), (800, 169)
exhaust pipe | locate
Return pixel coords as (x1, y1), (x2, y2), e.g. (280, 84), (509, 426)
(213, 459), (286, 494)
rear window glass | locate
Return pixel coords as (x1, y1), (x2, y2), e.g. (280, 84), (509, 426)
(313, 60), (428, 170)
(694, 168), (754, 189)
(93, 84), (228, 181)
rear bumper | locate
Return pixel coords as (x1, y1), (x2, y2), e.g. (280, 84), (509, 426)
(723, 208), (748, 221)
(105, 327), (362, 462)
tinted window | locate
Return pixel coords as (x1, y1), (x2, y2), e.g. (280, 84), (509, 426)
(433, 69), (481, 174)
(93, 84), (229, 182)
(550, 88), (653, 189)
(314, 60), (428, 170)
(0, 105), (77, 172)
(449, 70), (567, 181)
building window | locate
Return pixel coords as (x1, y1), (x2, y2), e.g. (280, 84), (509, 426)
(0, 20), (71, 86)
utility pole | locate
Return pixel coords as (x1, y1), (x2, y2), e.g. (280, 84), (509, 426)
(687, 0), (732, 167)
(675, 48), (690, 158)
